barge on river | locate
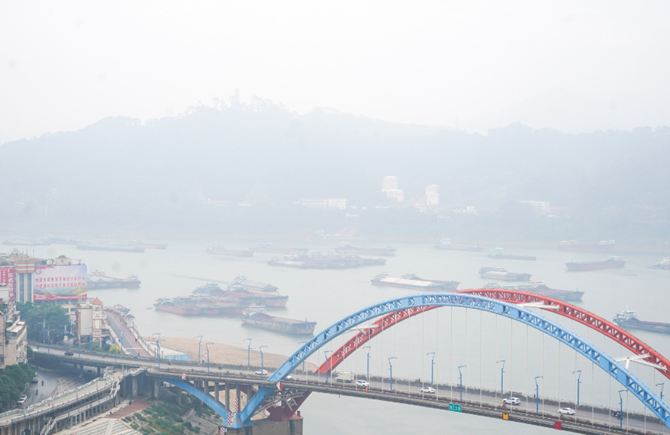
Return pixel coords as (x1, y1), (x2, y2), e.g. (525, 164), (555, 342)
(613, 310), (670, 335)
(87, 271), (141, 289)
(488, 248), (536, 261)
(242, 309), (316, 335)
(434, 238), (483, 252)
(268, 252), (385, 269)
(206, 244), (254, 257)
(565, 256), (625, 271)
(335, 243), (396, 256)
(484, 281), (584, 302)
(371, 273), (459, 291)
(479, 267), (531, 281)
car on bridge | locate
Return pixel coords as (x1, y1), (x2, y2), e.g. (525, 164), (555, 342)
(255, 369), (268, 376)
(355, 380), (369, 387)
(558, 407), (575, 416)
(612, 410), (622, 418)
(502, 397), (521, 406)
(64, 350), (74, 356)
(420, 387), (436, 394)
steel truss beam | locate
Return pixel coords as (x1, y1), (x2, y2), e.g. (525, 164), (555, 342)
(237, 293), (670, 429)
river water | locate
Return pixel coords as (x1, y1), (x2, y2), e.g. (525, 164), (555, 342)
(33, 240), (670, 434)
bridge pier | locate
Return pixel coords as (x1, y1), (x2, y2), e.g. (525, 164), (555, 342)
(225, 383), (230, 412)
(214, 382), (219, 403)
(131, 375), (138, 397)
(152, 378), (159, 399)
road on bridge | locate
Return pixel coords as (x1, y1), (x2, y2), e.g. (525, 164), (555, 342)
(106, 311), (152, 358)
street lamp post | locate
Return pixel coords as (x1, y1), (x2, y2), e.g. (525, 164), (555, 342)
(427, 352), (436, 385)
(153, 333), (161, 369)
(458, 365), (467, 401)
(205, 342), (214, 373)
(388, 357), (397, 392)
(47, 329), (51, 354)
(364, 346), (371, 379)
(618, 389), (626, 430)
(534, 376), (543, 413)
(195, 336), (203, 365)
(497, 360), (505, 396)
(657, 383), (665, 402)
(244, 338), (252, 370)
(573, 370), (582, 406)
(324, 350), (333, 384)
(259, 345), (268, 375)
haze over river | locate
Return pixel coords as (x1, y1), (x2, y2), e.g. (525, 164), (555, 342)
(31, 240), (670, 434)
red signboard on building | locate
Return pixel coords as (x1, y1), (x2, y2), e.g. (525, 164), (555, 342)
(33, 265), (87, 301)
(0, 266), (15, 300)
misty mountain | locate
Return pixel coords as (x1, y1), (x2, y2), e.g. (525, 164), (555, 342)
(0, 103), (668, 240)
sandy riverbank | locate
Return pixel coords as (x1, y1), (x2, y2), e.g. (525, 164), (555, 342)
(151, 337), (317, 371)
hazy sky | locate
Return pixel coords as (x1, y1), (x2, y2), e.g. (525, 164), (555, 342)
(2, 1), (669, 143)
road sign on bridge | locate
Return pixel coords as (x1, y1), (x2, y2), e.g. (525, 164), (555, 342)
(448, 403), (462, 413)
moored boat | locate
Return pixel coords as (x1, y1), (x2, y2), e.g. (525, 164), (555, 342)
(268, 252), (385, 269)
(613, 310), (670, 335)
(371, 273), (446, 291)
(232, 276), (279, 292)
(479, 267), (531, 281)
(77, 242), (145, 253)
(87, 271), (141, 289)
(482, 281), (584, 302)
(565, 256), (625, 271)
(131, 240), (168, 249)
(650, 257), (670, 270)
(241, 308), (316, 335)
(434, 238), (483, 252)
(558, 240), (615, 252)
(253, 244), (308, 255)
(335, 243), (396, 256)
(206, 244), (254, 257)
(193, 282), (288, 308)
(488, 248), (536, 261)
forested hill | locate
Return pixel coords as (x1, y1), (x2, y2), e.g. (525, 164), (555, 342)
(1, 103), (668, 241)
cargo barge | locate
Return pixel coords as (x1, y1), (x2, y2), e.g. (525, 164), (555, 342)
(434, 239), (483, 252)
(479, 267), (531, 281)
(483, 282), (584, 302)
(565, 256), (625, 271)
(268, 252), (386, 269)
(131, 240), (168, 250)
(558, 240), (615, 252)
(613, 310), (670, 335)
(241, 309), (316, 335)
(87, 271), (141, 289)
(3, 238), (51, 246)
(650, 257), (670, 270)
(371, 273), (459, 291)
(488, 248), (536, 261)
(232, 276), (279, 292)
(193, 282), (288, 307)
(335, 243), (396, 256)
(153, 297), (245, 316)
(206, 244), (254, 257)
(253, 244), (308, 255)
(77, 242), (145, 253)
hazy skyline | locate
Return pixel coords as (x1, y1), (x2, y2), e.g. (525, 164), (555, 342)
(2, 1), (670, 143)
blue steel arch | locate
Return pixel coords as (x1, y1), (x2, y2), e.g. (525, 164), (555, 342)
(237, 293), (670, 429)
(157, 377), (230, 419)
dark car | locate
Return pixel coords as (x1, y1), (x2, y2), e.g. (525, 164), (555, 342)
(64, 350), (74, 356)
(612, 411), (622, 418)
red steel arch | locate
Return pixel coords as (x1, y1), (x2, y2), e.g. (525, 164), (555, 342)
(316, 289), (670, 381)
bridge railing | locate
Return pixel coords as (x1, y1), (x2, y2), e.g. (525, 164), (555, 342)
(0, 367), (117, 426)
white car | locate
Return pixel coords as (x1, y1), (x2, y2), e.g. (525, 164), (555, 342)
(255, 369), (268, 376)
(285, 375), (293, 380)
(502, 397), (521, 406)
(420, 387), (436, 394)
(356, 380), (370, 387)
(558, 407), (575, 415)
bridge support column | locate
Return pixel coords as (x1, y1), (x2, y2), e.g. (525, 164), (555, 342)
(176, 390), (182, 405)
(152, 378), (159, 399)
(214, 382), (219, 403)
(97, 367), (101, 376)
(236, 385), (241, 411)
(203, 380), (208, 397)
(225, 384), (230, 412)
(131, 376), (138, 397)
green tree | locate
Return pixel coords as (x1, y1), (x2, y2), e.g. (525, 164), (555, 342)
(16, 302), (70, 344)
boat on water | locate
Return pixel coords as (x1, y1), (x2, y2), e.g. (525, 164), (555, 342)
(434, 238), (483, 252)
(87, 271), (141, 289)
(154, 297), (245, 316)
(650, 257), (670, 270)
(613, 310), (670, 335)
(565, 256), (625, 271)
(3, 238), (51, 246)
(483, 281), (584, 302)
(335, 243), (396, 256)
(268, 252), (386, 269)
(77, 242), (145, 253)
(253, 244), (308, 255)
(241, 307), (316, 335)
(488, 248), (536, 261)
(232, 276), (278, 292)
(193, 282), (288, 307)
(558, 240), (615, 253)
(371, 273), (459, 291)
(479, 267), (531, 281)
(130, 240), (168, 250)
(206, 244), (254, 257)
